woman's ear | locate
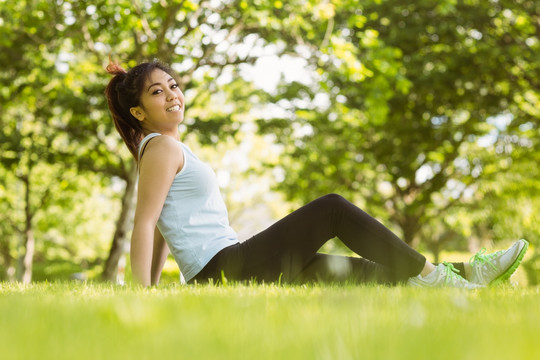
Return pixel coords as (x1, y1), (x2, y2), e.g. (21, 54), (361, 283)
(130, 106), (145, 121)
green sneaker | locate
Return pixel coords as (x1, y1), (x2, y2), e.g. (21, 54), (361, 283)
(408, 262), (482, 289)
(469, 239), (529, 286)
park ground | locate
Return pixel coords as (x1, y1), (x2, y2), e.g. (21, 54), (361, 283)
(1, 274), (539, 360)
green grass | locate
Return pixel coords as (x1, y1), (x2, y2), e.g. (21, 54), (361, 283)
(1, 281), (539, 360)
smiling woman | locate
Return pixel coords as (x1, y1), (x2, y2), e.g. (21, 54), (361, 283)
(105, 60), (185, 158)
(129, 69), (185, 137)
(104, 59), (529, 289)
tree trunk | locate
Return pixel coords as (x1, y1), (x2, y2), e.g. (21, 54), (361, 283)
(17, 175), (34, 284)
(522, 255), (540, 286)
(19, 228), (34, 284)
(432, 246), (440, 264)
(0, 241), (15, 281)
(101, 160), (138, 282)
(400, 214), (421, 248)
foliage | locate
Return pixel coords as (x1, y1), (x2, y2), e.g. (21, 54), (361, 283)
(257, 0), (540, 257)
(0, 0), (539, 282)
(0, 0), (124, 281)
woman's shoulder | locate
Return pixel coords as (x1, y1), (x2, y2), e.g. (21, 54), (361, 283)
(143, 134), (181, 151)
(150, 134), (178, 145)
(140, 135), (183, 170)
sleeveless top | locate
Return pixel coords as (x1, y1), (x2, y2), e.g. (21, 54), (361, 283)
(138, 133), (239, 282)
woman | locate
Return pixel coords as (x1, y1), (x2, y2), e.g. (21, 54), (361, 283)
(105, 60), (528, 288)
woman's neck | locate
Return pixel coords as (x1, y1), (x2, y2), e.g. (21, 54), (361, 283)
(144, 128), (179, 141)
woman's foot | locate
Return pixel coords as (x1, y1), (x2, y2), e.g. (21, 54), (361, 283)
(408, 262), (482, 289)
(468, 239), (529, 286)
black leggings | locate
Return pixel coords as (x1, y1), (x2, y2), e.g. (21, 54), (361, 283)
(191, 194), (430, 285)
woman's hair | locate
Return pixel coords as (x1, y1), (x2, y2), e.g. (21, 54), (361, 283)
(105, 59), (179, 160)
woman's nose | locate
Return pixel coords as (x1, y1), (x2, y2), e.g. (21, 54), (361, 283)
(166, 89), (177, 101)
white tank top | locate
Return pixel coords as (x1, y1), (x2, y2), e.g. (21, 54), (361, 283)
(138, 133), (239, 282)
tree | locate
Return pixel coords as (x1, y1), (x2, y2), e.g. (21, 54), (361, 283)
(2, 0), (334, 282)
(257, 0), (540, 254)
(59, 0), (337, 281)
(0, 0), (121, 282)
(0, 0), (71, 282)
(2, 0), (537, 283)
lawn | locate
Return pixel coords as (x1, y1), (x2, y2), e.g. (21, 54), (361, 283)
(1, 280), (539, 360)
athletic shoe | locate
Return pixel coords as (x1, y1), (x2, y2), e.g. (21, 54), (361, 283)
(408, 262), (482, 289)
(469, 239), (529, 286)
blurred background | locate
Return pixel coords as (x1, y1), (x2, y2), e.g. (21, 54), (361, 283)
(0, 0), (538, 285)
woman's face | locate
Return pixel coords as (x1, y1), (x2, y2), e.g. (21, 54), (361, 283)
(130, 68), (185, 132)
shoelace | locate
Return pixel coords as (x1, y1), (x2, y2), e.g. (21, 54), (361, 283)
(469, 248), (500, 270)
(442, 262), (465, 284)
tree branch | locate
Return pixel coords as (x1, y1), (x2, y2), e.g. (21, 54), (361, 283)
(132, 0), (155, 40)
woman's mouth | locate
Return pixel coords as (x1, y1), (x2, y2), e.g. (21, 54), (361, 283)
(166, 105), (181, 112)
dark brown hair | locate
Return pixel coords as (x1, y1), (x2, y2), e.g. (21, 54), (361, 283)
(105, 59), (179, 160)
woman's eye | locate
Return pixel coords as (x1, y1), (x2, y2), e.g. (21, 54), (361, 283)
(171, 84), (178, 89)
(152, 89), (163, 95)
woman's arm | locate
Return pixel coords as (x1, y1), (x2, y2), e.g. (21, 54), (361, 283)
(131, 136), (183, 286)
(151, 227), (170, 285)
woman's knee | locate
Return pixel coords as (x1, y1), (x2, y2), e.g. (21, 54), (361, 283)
(316, 193), (349, 208)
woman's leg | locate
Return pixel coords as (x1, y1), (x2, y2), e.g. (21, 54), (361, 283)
(192, 194), (426, 284)
(293, 253), (395, 284)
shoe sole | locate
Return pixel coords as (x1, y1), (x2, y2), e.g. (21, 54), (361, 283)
(489, 239), (529, 286)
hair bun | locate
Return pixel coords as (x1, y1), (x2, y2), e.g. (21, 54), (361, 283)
(106, 57), (127, 76)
